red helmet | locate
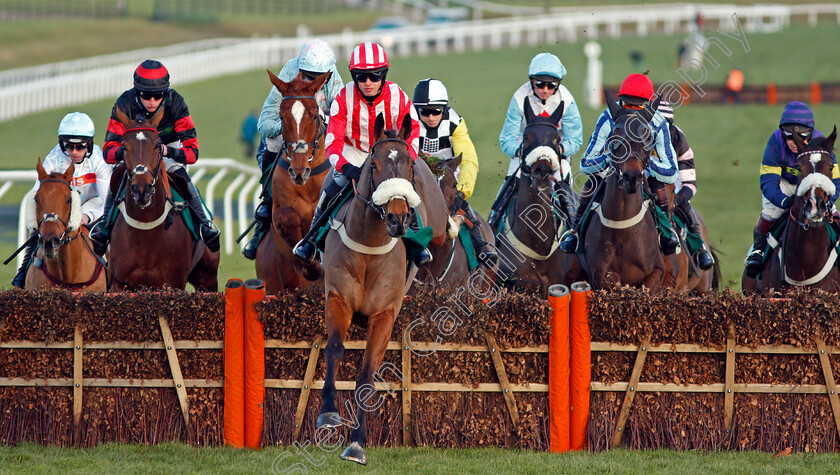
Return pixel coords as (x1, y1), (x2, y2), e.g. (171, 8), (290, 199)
(349, 42), (389, 71)
(617, 73), (654, 103)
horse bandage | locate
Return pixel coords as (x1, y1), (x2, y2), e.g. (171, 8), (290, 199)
(797, 172), (836, 197)
(371, 178), (422, 208)
(524, 145), (561, 172)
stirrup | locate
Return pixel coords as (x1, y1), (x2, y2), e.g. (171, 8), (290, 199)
(559, 229), (578, 254)
(200, 223), (221, 253)
(413, 248), (432, 267)
(478, 245), (498, 267)
(293, 240), (317, 264)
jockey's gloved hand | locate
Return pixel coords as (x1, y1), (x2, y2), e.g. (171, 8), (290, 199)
(114, 146), (126, 162)
(342, 164), (362, 183)
(781, 196), (793, 209)
(675, 188), (693, 208)
(454, 190), (467, 211)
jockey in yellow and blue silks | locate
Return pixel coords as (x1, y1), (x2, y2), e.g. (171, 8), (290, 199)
(744, 101), (839, 274)
(489, 52), (583, 230)
(242, 39), (345, 260)
(559, 73), (680, 254)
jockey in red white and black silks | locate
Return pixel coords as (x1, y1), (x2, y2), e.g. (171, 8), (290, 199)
(293, 42), (432, 268)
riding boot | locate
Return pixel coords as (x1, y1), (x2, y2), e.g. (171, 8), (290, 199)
(11, 233), (37, 289)
(89, 190), (116, 257)
(183, 180), (220, 253)
(559, 176), (599, 254)
(553, 180), (577, 228)
(409, 209), (433, 267)
(487, 174), (517, 232)
(677, 199), (714, 270)
(745, 216), (775, 274)
(292, 177), (347, 264)
(242, 219), (268, 260)
(254, 150), (278, 222)
(651, 185), (679, 255)
(465, 205), (497, 267)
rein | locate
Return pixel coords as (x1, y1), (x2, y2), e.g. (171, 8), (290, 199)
(354, 137), (415, 220)
(36, 178), (81, 247)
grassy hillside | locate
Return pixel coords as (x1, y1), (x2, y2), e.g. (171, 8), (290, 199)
(1, 23), (839, 289)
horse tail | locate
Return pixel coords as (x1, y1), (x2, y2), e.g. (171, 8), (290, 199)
(710, 245), (723, 293)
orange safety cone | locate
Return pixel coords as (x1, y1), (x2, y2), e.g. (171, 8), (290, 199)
(243, 278), (266, 450)
(224, 279), (245, 448)
(569, 281), (592, 451)
(547, 284), (571, 453)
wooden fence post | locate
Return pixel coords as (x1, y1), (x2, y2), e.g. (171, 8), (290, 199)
(486, 332), (520, 428)
(814, 338), (840, 439)
(402, 345), (413, 447)
(293, 336), (323, 441)
(611, 332), (651, 448)
(73, 325), (83, 445)
(724, 324), (736, 433)
(159, 316), (189, 425)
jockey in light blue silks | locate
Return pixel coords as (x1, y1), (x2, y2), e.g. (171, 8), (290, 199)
(243, 39), (345, 259)
(489, 52), (583, 230)
(558, 73), (680, 255)
(743, 101), (839, 275)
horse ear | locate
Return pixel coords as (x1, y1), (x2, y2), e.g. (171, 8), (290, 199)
(826, 126), (837, 153)
(450, 153), (463, 170)
(639, 95), (661, 123)
(148, 103), (165, 130)
(374, 113), (386, 142)
(308, 71), (332, 95)
(115, 107), (131, 127)
(267, 69), (288, 96)
(548, 100), (565, 126)
(605, 90), (620, 118)
(398, 111), (412, 143)
(523, 98), (536, 124)
(36, 157), (46, 181)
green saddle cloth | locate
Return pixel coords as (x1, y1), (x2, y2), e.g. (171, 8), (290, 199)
(103, 181), (212, 243)
(756, 214), (840, 272)
(458, 224), (479, 271)
(314, 192), (434, 261)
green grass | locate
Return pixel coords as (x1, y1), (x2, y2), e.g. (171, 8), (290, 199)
(2, 23), (840, 290)
(0, 443), (839, 474)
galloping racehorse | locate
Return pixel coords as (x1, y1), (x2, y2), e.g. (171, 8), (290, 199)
(25, 159), (106, 291)
(743, 127), (840, 293)
(317, 114), (447, 465)
(416, 153), (498, 286)
(255, 70), (332, 293)
(108, 107), (219, 291)
(580, 93), (717, 293)
(495, 101), (583, 293)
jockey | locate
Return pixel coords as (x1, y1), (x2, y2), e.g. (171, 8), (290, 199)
(242, 39), (345, 260)
(292, 42), (431, 267)
(89, 59), (220, 256)
(490, 52), (583, 230)
(657, 100), (714, 270)
(413, 78), (498, 267)
(12, 112), (112, 288)
(744, 101), (837, 274)
(559, 73), (679, 254)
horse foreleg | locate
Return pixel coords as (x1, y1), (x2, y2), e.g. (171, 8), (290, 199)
(317, 291), (352, 428)
(343, 307), (396, 465)
(643, 267), (664, 294)
(275, 206), (302, 249)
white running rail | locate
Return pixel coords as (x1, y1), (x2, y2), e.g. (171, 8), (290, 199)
(2, 158), (261, 267)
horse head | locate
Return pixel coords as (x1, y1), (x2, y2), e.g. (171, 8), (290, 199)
(33, 158), (80, 259)
(792, 126), (837, 227)
(521, 99), (565, 191)
(268, 69), (331, 185)
(115, 106), (165, 209)
(605, 90), (658, 194)
(422, 152), (462, 211)
(366, 113), (420, 238)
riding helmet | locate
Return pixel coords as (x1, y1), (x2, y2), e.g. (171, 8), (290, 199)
(298, 39), (336, 74)
(58, 112), (95, 157)
(413, 78), (448, 107)
(618, 73), (654, 104)
(349, 42), (389, 72)
(134, 59), (170, 92)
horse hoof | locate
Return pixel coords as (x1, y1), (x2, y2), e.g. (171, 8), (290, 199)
(316, 412), (342, 428)
(339, 442), (367, 465)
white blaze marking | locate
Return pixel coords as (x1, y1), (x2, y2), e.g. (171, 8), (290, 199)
(388, 150), (398, 160)
(811, 153), (822, 169)
(291, 101), (305, 136)
(136, 131), (147, 141)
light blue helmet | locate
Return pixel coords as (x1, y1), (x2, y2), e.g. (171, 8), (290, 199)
(58, 112), (95, 139)
(298, 39), (336, 74)
(528, 52), (566, 80)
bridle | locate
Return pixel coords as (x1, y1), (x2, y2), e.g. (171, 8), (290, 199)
(608, 119), (652, 193)
(124, 127), (164, 204)
(520, 121), (562, 187)
(278, 95), (327, 167)
(355, 137), (415, 220)
(36, 178), (80, 248)
(789, 149), (834, 230)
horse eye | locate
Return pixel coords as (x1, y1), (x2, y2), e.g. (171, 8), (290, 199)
(67, 197), (72, 204)
(34, 196), (39, 204)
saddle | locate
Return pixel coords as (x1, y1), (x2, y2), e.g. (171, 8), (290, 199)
(753, 214), (840, 279)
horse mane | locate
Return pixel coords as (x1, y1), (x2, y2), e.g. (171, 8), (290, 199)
(808, 135), (833, 153)
(384, 129), (398, 139)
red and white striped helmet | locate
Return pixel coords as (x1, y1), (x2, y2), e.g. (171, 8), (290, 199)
(349, 42), (389, 71)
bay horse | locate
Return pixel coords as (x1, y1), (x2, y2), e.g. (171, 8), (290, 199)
(416, 153), (498, 287)
(255, 70), (332, 293)
(494, 100), (584, 293)
(24, 158), (106, 291)
(743, 127), (840, 293)
(318, 113), (447, 465)
(108, 107), (219, 291)
(580, 92), (717, 294)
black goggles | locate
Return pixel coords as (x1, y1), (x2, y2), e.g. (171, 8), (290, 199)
(418, 107), (444, 117)
(782, 129), (813, 141)
(531, 80), (559, 90)
(138, 90), (165, 101)
(300, 70), (322, 81)
(352, 70), (385, 83)
(63, 142), (89, 151)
